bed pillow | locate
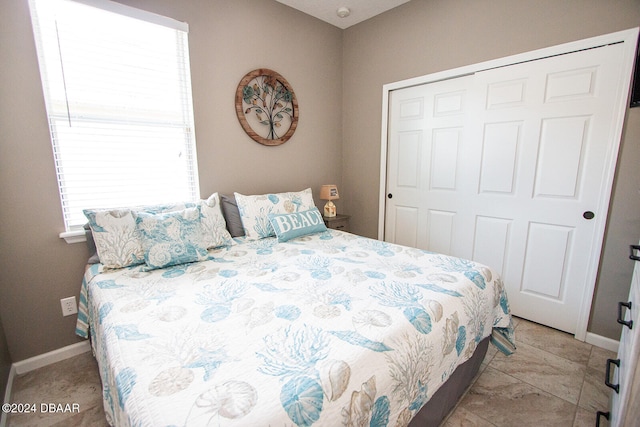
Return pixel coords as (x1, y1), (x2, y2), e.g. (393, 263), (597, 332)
(84, 202), (194, 269)
(200, 193), (235, 248)
(136, 206), (208, 270)
(268, 207), (327, 242)
(220, 194), (245, 237)
(83, 223), (100, 264)
(234, 188), (316, 240)
(83, 208), (144, 269)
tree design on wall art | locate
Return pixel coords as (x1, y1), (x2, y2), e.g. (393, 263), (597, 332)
(235, 69), (299, 146)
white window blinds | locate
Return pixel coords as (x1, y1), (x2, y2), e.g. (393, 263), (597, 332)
(29, 0), (200, 233)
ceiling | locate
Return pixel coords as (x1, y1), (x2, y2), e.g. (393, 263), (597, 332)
(275, 0), (411, 29)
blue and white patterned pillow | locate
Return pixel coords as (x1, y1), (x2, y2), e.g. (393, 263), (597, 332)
(234, 188), (316, 240)
(200, 193), (235, 249)
(268, 207), (327, 242)
(84, 202), (192, 269)
(84, 195), (233, 269)
(136, 206), (209, 270)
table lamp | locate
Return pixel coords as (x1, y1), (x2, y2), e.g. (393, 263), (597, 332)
(320, 185), (339, 217)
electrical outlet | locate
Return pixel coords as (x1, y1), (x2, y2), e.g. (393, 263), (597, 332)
(60, 296), (78, 317)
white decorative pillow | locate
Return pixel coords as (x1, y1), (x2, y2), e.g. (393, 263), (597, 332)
(83, 208), (142, 269)
(84, 202), (193, 269)
(199, 193), (235, 249)
(234, 188), (316, 240)
(136, 206), (209, 270)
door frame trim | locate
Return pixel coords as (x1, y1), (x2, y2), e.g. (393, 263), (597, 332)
(378, 28), (639, 341)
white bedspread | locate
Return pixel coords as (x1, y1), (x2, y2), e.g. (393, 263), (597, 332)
(76, 230), (514, 426)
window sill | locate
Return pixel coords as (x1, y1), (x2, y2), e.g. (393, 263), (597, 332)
(60, 230), (86, 244)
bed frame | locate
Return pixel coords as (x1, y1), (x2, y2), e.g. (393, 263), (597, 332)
(410, 337), (489, 425)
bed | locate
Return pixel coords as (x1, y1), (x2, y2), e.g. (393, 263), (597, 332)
(76, 189), (515, 427)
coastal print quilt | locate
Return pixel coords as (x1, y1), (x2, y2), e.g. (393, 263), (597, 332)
(76, 230), (514, 427)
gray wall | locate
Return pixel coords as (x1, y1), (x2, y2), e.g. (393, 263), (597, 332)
(341, 0), (640, 340)
(0, 0), (342, 361)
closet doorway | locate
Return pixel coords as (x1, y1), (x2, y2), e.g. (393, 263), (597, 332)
(379, 29), (639, 339)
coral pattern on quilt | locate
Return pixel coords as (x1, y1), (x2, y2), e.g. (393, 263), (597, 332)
(76, 230), (514, 427)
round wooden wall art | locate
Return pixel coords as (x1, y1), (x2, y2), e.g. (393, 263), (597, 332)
(235, 69), (298, 146)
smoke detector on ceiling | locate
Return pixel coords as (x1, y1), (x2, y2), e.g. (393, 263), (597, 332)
(336, 6), (351, 18)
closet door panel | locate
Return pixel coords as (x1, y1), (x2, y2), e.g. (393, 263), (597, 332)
(385, 41), (630, 334)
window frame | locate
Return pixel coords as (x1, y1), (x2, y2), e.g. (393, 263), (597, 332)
(29, 0), (200, 243)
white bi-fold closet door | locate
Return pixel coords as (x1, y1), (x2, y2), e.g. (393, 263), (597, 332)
(381, 29), (638, 337)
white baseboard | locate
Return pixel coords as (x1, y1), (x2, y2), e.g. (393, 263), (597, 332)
(585, 332), (620, 353)
(3, 342), (91, 400)
(12, 341), (91, 376)
(1, 365), (16, 427)
(1, 341), (90, 427)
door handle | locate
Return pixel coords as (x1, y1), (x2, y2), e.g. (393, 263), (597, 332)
(605, 358), (620, 393)
(617, 301), (633, 329)
(630, 244), (640, 261)
(583, 211), (595, 220)
(596, 411), (610, 426)
(387, 193), (393, 199)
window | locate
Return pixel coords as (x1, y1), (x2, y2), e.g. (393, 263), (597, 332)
(29, 0), (200, 240)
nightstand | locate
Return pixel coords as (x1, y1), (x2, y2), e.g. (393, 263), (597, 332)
(323, 214), (350, 232)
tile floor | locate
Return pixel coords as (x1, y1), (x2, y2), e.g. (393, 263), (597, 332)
(4, 317), (615, 426)
(442, 317), (614, 426)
